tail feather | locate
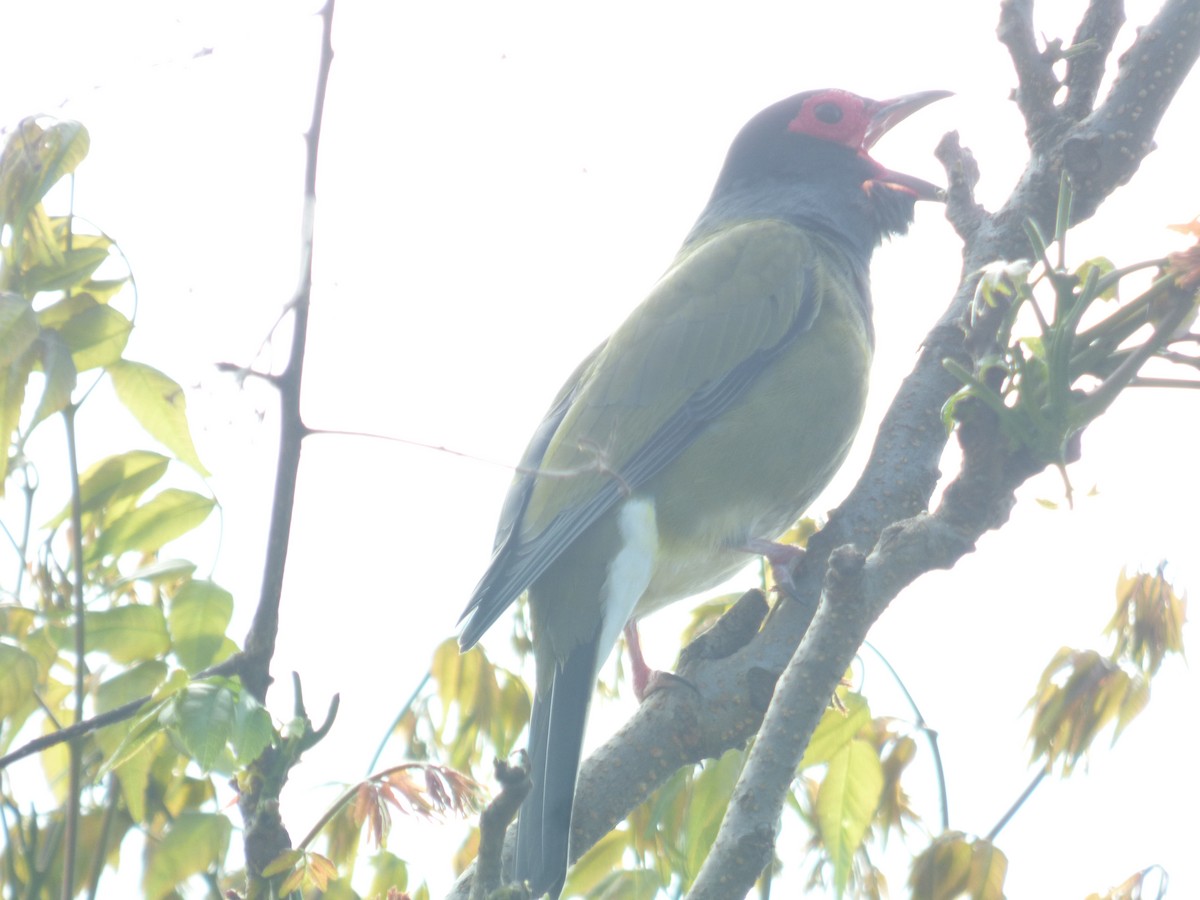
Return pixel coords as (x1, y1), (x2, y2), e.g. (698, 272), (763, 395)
(514, 636), (598, 899)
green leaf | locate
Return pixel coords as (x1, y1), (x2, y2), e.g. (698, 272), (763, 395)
(566, 830), (634, 897)
(36, 291), (98, 329)
(969, 839), (1008, 900)
(57, 300), (131, 370)
(230, 686), (273, 766)
(97, 670), (188, 777)
(46, 449), (169, 528)
(96, 661), (169, 821)
(0, 293), (38, 365)
(1075, 256), (1118, 300)
(817, 738), (884, 897)
(168, 580), (234, 672)
(160, 678), (272, 772)
(96, 660), (168, 719)
(80, 277), (128, 305)
(367, 851), (410, 896)
(0, 346), (35, 488)
(0, 642), (38, 720)
(142, 811), (232, 900)
(94, 488), (215, 561)
(262, 849), (305, 878)
(910, 831), (972, 899)
(25, 120), (91, 211)
(0, 120), (90, 258)
(28, 330), (77, 427)
(160, 680), (235, 772)
(588, 869), (663, 900)
(84, 605), (171, 663)
(108, 360), (210, 475)
(683, 749), (743, 881)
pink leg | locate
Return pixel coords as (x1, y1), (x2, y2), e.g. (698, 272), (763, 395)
(743, 538), (805, 597)
(624, 619), (654, 701)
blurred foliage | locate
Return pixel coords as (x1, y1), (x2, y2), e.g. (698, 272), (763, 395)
(1029, 567), (1186, 775)
(944, 182), (1200, 497)
(0, 116), (243, 899)
(0, 119), (477, 900)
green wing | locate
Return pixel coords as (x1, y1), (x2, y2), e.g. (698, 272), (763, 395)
(459, 220), (838, 645)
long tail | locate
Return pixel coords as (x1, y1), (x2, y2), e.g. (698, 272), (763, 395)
(514, 636), (598, 899)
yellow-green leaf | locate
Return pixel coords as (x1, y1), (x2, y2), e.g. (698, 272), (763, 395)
(96, 660), (169, 820)
(230, 685), (273, 765)
(0, 293), (38, 366)
(0, 642), (38, 720)
(800, 692), (871, 770)
(168, 580), (234, 673)
(84, 605), (170, 663)
(969, 839), (1008, 900)
(36, 292), (98, 329)
(683, 749), (743, 881)
(80, 277), (128, 305)
(23, 120), (91, 209)
(22, 245), (111, 294)
(161, 680), (234, 772)
(97, 696), (173, 778)
(57, 300), (131, 370)
(46, 449), (170, 528)
(112, 557), (198, 588)
(910, 831), (972, 899)
(817, 737), (884, 896)
(142, 811), (231, 900)
(29, 330), (77, 427)
(262, 849), (305, 878)
(368, 851), (409, 896)
(1075, 256), (1118, 300)
(108, 360), (209, 475)
(0, 119), (89, 258)
(564, 829), (631, 896)
(0, 347), (35, 488)
(94, 488), (214, 561)
(588, 869), (663, 900)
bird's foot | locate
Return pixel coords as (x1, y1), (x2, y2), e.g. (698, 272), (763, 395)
(624, 620), (694, 702)
(742, 539), (805, 599)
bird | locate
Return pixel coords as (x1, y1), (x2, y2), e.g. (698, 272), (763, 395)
(457, 87), (949, 898)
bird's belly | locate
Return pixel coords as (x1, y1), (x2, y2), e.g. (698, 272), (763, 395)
(634, 297), (871, 615)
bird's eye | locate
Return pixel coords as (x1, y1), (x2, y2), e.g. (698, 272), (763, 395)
(813, 102), (843, 125)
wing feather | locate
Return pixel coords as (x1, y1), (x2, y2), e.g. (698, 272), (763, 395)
(459, 220), (835, 645)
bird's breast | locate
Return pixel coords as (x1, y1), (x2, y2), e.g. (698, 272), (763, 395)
(634, 283), (872, 614)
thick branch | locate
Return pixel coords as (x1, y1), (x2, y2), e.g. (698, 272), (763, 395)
(998, 0), (1064, 146)
(1062, 0), (1126, 119)
(991, 0), (1200, 261)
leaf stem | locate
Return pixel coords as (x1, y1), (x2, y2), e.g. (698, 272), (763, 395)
(61, 403), (87, 900)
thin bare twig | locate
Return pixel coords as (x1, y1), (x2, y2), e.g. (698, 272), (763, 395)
(239, 0), (337, 706)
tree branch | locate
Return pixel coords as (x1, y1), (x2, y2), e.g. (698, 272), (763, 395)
(239, 0), (335, 707)
(1062, 0), (1126, 119)
(998, 0), (1064, 147)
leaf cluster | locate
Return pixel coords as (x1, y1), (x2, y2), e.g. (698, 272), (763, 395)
(0, 118), (255, 899)
(943, 181), (1200, 492)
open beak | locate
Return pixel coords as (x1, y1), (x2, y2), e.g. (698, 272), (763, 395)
(862, 90), (952, 201)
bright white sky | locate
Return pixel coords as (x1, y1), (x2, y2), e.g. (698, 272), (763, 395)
(2, 1), (1197, 897)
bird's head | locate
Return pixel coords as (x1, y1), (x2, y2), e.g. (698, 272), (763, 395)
(699, 88), (950, 251)
(784, 89), (951, 200)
